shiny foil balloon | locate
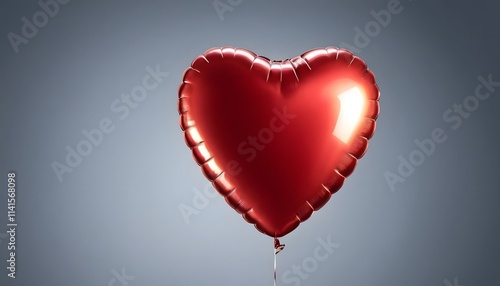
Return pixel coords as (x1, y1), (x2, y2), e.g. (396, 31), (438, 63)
(178, 47), (379, 237)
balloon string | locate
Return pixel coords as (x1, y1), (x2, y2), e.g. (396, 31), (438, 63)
(274, 238), (285, 286)
(274, 249), (277, 286)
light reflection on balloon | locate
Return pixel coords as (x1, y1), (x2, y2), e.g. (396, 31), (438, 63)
(333, 87), (365, 144)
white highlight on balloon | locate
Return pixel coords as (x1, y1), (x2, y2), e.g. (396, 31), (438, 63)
(333, 87), (365, 144)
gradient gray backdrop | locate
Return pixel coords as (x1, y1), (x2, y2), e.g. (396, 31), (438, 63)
(1, 0), (499, 285)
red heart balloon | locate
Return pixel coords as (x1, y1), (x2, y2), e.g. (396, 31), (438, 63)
(178, 47), (379, 237)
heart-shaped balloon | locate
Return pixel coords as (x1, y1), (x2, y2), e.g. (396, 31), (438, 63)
(178, 47), (379, 237)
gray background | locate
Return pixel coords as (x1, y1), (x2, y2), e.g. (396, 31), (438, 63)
(1, 0), (499, 285)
